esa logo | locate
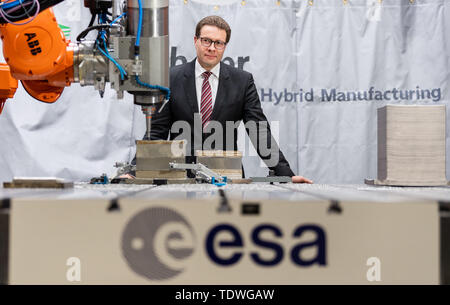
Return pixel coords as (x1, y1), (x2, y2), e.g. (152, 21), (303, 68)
(122, 207), (326, 281)
(121, 207), (195, 280)
(206, 224), (326, 267)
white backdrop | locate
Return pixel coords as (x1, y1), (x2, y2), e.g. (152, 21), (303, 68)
(0, 0), (449, 183)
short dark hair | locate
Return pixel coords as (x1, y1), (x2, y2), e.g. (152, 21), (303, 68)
(195, 16), (231, 43)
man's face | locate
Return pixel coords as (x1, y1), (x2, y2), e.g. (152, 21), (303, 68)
(194, 25), (227, 70)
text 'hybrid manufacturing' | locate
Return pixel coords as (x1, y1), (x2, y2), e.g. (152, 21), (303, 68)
(260, 86), (442, 104)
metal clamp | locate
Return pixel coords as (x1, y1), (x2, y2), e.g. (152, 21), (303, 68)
(132, 59), (143, 75)
(114, 162), (136, 177)
(169, 162), (227, 185)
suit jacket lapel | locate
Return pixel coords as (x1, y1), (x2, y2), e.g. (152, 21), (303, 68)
(211, 62), (230, 121)
(183, 60), (198, 113)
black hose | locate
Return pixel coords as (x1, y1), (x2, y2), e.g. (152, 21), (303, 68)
(88, 12), (96, 27)
(76, 24), (111, 42)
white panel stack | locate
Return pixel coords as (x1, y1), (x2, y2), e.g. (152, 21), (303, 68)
(373, 105), (448, 186)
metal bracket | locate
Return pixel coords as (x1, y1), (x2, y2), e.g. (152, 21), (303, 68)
(132, 59), (143, 75)
(94, 74), (106, 97)
(169, 162), (226, 184)
(114, 162), (136, 177)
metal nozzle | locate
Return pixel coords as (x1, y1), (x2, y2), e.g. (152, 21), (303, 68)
(134, 94), (164, 140)
(142, 105), (157, 140)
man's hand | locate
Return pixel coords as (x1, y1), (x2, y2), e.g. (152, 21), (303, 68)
(292, 176), (313, 184)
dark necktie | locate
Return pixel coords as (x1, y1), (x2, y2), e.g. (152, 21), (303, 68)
(200, 71), (213, 128)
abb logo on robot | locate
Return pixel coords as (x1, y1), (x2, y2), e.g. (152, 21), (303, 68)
(24, 33), (41, 56)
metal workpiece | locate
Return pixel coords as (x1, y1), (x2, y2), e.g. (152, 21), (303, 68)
(137, 157), (186, 171)
(197, 157), (242, 171)
(73, 41), (109, 88)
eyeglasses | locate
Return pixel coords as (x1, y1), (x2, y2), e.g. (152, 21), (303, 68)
(198, 37), (227, 50)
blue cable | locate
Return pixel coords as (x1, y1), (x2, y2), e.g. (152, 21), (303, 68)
(136, 0), (143, 48)
(104, 40), (127, 77)
(96, 38), (127, 80)
(1, 0), (23, 10)
(98, 12), (107, 24)
(110, 12), (126, 26)
(1, 0), (34, 10)
(135, 75), (170, 100)
(94, 14), (128, 81)
(97, 44), (125, 80)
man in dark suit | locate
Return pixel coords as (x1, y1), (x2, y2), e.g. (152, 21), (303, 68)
(151, 16), (312, 183)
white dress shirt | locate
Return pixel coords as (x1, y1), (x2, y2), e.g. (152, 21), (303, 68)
(195, 59), (220, 112)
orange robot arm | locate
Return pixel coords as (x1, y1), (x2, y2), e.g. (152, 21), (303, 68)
(0, 7), (73, 106)
(0, 63), (17, 114)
